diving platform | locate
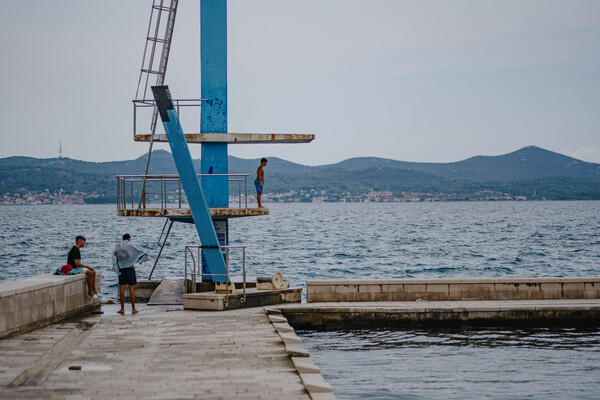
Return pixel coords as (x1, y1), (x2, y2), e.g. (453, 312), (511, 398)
(116, 173), (266, 219)
(134, 132), (314, 144)
(118, 207), (268, 218)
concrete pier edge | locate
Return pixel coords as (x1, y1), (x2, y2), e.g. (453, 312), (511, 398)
(264, 307), (336, 400)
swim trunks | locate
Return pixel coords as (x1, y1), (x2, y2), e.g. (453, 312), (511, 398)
(71, 267), (86, 275)
(254, 179), (264, 193)
(119, 267), (137, 286)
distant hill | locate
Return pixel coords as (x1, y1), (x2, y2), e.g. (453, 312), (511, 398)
(318, 146), (600, 182)
(1, 146), (600, 202)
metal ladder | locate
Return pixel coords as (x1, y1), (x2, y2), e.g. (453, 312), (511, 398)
(136, 0), (179, 207)
(135, 0), (179, 278)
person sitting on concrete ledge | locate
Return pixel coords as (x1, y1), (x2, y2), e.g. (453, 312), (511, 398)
(112, 233), (149, 315)
(67, 235), (100, 299)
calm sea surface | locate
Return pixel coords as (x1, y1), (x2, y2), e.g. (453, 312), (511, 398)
(1, 201), (599, 398)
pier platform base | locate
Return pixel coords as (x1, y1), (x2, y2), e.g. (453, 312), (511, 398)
(183, 287), (302, 311)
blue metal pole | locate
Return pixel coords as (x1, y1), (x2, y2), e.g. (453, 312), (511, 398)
(152, 85), (226, 282)
(200, 0), (228, 207)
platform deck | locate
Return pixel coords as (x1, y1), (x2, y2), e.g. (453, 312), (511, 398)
(117, 207), (269, 218)
(134, 133), (315, 144)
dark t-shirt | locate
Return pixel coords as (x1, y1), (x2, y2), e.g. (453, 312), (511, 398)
(67, 246), (81, 268)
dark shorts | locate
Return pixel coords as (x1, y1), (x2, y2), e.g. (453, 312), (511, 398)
(118, 267), (137, 286)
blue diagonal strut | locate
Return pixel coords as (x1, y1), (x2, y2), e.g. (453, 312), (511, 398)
(151, 85), (227, 282)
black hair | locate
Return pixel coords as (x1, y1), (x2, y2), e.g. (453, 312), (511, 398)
(261, 158), (268, 164)
(76, 235), (86, 242)
(123, 233), (131, 240)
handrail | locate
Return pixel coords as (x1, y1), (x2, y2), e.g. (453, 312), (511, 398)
(133, 98), (206, 137)
(184, 245), (247, 307)
(116, 173), (249, 212)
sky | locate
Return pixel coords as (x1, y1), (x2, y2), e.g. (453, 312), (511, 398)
(1, 0), (599, 166)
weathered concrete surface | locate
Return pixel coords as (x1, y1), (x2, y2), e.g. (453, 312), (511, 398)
(0, 273), (101, 339)
(183, 287), (302, 311)
(134, 132), (315, 144)
(0, 304), (320, 400)
(278, 299), (600, 329)
(148, 279), (185, 305)
(117, 207), (269, 218)
(306, 278), (600, 302)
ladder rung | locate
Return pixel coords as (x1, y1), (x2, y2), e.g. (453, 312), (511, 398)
(146, 36), (167, 44)
(152, 5), (173, 12)
(141, 69), (162, 75)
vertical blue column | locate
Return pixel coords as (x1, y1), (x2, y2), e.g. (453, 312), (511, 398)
(200, 0), (228, 207)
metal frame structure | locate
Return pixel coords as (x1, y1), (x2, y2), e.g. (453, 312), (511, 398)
(185, 244), (247, 308)
(116, 173), (249, 211)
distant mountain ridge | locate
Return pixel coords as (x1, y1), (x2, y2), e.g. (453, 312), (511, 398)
(1, 146), (600, 201)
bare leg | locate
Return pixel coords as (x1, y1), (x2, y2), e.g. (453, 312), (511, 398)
(85, 270), (94, 297)
(257, 191), (262, 208)
(90, 270), (97, 295)
(118, 285), (125, 314)
(130, 285), (138, 314)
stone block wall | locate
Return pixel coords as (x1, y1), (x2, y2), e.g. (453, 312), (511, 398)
(306, 278), (600, 303)
(0, 272), (101, 339)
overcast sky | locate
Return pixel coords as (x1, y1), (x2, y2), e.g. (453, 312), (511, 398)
(1, 0), (599, 165)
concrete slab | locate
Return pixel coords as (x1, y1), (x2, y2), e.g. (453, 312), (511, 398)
(148, 279), (184, 306)
(0, 304), (315, 400)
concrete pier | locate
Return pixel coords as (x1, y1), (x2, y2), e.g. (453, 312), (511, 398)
(0, 304), (335, 400)
(278, 299), (600, 329)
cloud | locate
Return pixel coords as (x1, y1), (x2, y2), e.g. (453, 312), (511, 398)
(563, 146), (600, 164)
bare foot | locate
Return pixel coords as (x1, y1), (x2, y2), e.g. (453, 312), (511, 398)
(132, 309), (139, 314)
(117, 310), (125, 314)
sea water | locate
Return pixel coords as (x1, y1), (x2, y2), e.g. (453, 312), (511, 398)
(1, 201), (599, 398)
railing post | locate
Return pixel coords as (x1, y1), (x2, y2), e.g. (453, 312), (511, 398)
(242, 247), (246, 303)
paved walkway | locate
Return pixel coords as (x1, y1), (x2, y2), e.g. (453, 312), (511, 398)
(0, 304), (312, 400)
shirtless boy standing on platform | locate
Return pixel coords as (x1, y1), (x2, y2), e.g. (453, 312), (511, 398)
(255, 158), (268, 208)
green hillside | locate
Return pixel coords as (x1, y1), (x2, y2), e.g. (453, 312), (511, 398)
(1, 146), (600, 203)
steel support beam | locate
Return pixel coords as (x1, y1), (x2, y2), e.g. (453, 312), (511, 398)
(152, 85), (227, 282)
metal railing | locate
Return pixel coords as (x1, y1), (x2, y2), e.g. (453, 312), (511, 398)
(184, 245), (247, 307)
(133, 98), (205, 137)
(116, 173), (249, 211)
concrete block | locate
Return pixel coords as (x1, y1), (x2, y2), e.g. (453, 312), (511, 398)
(333, 285), (358, 294)
(272, 322), (294, 333)
(584, 282), (598, 292)
(358, 285), (382, 294)
(563, 291), (584, 299)
(8, 310), (23, 330)
(300, 373), (333, 393)
(492, 283), (515, 294)
(562, 282), (584, 292)
(308, 285), (332, 295)
(286, 343), (309, 357)
(403, 284), (426, 293)
(291, 357), (320, 374)
(269, 315), (288, 324)
(310, 393), (337, 400)
(448, 284), (471, 293)
(425, 284), (449, 294)
(279, 332), (302, 344)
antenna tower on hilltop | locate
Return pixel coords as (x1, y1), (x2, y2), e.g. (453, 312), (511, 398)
(59, 141), (63, 159)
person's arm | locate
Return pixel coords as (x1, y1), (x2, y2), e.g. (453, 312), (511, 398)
(74, 258), (94, 271)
